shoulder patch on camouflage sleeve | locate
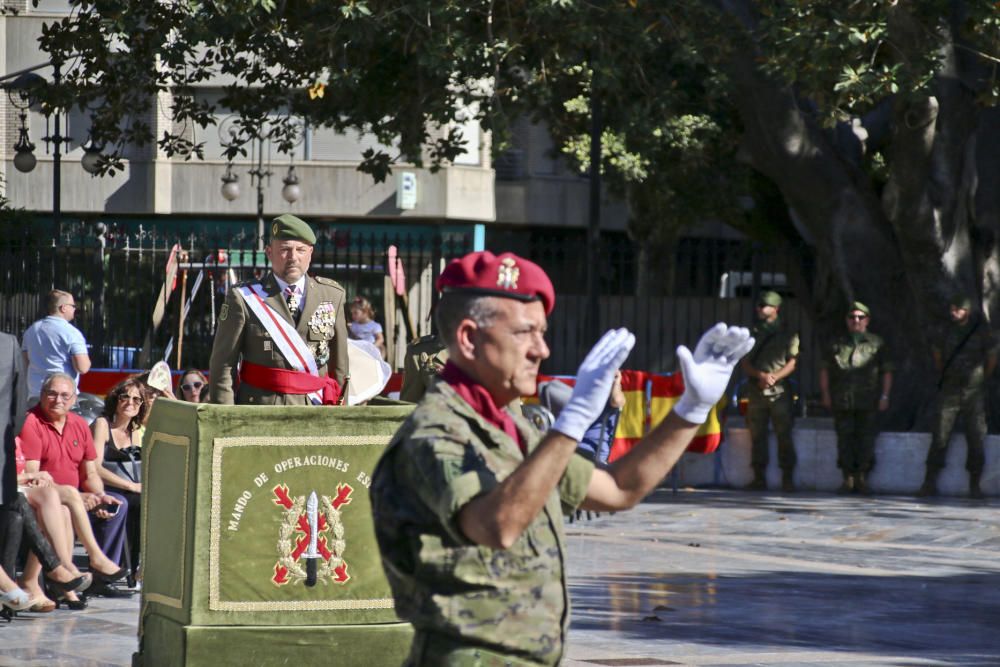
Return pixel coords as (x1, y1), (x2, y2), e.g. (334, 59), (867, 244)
(219, 303), (229, 321)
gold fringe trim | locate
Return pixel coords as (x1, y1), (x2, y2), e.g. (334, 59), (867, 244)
(209, 435), (393, 612)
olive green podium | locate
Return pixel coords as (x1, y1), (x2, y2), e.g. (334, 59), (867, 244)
(134, 400), (414, 666)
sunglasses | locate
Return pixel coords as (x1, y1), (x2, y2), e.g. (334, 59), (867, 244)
(123, 395), (144, 404)
(181, 381), (204, 392)
(44, 390), (75, 401)
(847, 314), (868, 321)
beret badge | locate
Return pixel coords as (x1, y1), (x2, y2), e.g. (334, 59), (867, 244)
(497, 258), (520, 291)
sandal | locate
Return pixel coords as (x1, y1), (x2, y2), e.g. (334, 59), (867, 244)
(0, 587), (31, 612)
(27, 597), (56, 613)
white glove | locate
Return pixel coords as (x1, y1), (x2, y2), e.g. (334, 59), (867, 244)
(552, 328), (636, 442)
(672, 323), (755, 424)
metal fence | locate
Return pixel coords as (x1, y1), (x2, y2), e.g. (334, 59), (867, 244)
(0, 218), (474, 372)
(0, 219), (813, 404)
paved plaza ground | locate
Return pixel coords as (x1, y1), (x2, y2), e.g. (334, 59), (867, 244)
(1, 489), (997, 666)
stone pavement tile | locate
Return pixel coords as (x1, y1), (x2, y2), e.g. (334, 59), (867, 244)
(1, 489), (998, 666)
(0, 593), (138, 667)
(563, 489), (1000, 667)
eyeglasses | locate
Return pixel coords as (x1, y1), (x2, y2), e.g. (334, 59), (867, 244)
(181, 382), (203, 392)
(123, 395), (144, 404)
(43, 390), (75, 401)
(846, 314), (868, 321)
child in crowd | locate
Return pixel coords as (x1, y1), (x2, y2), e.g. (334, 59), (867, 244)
(348, 296), (386, 359)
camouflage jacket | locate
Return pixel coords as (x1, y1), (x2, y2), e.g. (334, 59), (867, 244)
(208, 272), (349, 405)
(936, 318), (995, 392)
(744, 320), (799, 399)
(398, 335), (448, 403)
(370, 377), (595, 666)
(824, 332), (893, 410)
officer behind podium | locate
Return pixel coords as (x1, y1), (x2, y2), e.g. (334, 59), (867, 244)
(371, 250), (754, 666)
(209, 214), (348, 405)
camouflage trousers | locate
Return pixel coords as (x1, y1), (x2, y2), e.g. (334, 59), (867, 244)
(928, 388), (986, 475)
(405, 632), (548, 667)
(746, 391), (796, 472)
(832, 409), (879, 474)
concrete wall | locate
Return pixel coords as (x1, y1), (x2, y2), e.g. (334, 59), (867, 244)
(2, 157), (495, 221)
(672, 417), (999, 497)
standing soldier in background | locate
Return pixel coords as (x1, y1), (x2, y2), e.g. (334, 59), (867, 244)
(820, 302), (893, 495)
(398, 334), (448, 403)
(919, 295), (996, 499)
(209, 214), (348, 405)
(740, 290), (800, 492)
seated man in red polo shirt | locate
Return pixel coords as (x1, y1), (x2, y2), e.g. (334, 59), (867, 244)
(19, 373), (130, 599)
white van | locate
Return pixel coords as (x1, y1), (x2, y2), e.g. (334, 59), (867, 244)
(718, 271), (789, 298)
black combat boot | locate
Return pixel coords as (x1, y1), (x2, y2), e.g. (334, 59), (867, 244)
(916, 469), (938, 497)
(747, 467), (767, 491)
(969, 473), (984, 499)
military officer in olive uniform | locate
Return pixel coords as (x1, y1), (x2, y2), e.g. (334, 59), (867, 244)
(398, 334), (448, 402)
(208, 214), (349, 405)
(820, 301), (893, 494)
(372, 250), (754, 666)
(740, 291), (800, 492)
(919, 295), (996, 498)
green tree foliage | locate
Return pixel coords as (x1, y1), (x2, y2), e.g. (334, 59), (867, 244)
(18, 0), (1000, 420)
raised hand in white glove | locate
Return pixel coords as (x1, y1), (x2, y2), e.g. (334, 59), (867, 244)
(672, 323), (755, 424)
(552, 328), (636, 442)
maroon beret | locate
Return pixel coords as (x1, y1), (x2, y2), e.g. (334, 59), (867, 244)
(436, 251), (555, 315)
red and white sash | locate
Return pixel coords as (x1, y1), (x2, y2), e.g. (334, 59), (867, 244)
(236, 283), (322, 403)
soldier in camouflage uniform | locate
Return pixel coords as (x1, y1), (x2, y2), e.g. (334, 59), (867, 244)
(398, 334), (448, 402)
(209, 214), (349, 405)
(820, 302), (893, 494)
(371, 251), (754, 666)
(919, 295), (996, 499)
(740, 291), (800, 492)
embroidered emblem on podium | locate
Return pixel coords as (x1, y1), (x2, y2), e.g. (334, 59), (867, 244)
(271, 483), (353, 587)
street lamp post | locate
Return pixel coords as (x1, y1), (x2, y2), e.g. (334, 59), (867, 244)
(248, 137), (272, 251)
(5, 62), (73, 244)
(218, 117), (303, 252)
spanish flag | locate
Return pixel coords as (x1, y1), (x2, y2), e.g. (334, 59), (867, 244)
(607, 371), (724, 462)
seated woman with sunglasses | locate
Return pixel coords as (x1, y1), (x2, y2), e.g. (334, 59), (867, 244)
(178, 369), (207, 403)
(91, 379), (146, 581)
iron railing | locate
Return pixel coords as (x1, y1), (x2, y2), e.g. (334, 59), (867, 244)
(0, 219), (815, 407)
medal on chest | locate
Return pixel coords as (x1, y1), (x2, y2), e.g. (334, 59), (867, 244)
(309, 302), (337, 337)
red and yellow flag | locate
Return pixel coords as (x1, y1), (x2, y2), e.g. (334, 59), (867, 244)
(608, 371), (724, 462)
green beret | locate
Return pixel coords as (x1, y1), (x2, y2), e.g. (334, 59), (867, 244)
(849, 301), (870, 316)
(950, 294), (973, 310)
(759, 290), (782, 307)
(270, 214), (316, 245)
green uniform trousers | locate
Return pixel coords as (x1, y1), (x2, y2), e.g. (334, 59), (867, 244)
(928, 389), (986, 475)
(406, 632), (546, 667)
(746, 391), (796, 472)
(832, 409), (879, 474)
